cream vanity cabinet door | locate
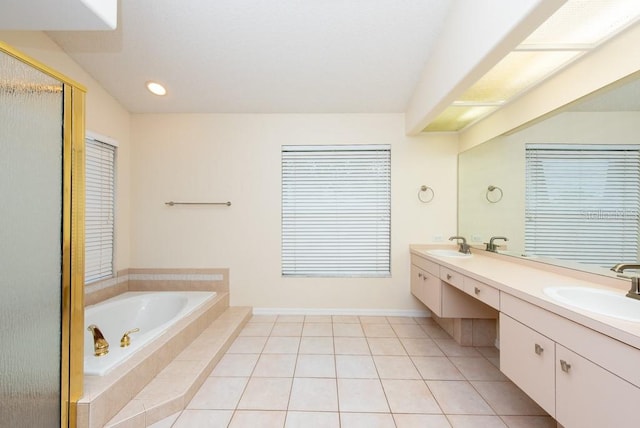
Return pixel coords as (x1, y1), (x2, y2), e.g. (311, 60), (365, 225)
(555, 344), (640, 428)
(500, 313), (556, 417)
(410, 263), (442, 316)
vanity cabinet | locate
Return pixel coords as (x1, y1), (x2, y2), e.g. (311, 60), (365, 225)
(501, 293), (640, 428)
(410, 254), (497, 319)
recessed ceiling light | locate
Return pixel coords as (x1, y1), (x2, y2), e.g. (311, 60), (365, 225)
(146, 81), (167, 96)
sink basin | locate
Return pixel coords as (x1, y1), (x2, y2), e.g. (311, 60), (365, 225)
(543, 286), (640, 322)
(426, 249), (472, 258)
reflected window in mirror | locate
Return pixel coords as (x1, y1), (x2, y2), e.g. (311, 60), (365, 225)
(525, 144), (640, 266)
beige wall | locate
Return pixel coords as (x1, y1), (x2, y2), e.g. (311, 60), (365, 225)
(130, 114), (458, 310)
(0, 31), (132, 272)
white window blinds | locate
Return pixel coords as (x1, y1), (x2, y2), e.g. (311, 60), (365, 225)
(85, 136), (116, 283)
(525, 144), (640, 266)
(282, 145), (391, 277)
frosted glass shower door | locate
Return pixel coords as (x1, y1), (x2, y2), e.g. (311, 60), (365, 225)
(0, 50), (64, 427)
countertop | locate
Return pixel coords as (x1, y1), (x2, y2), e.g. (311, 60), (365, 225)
(410, 245), (640, 350)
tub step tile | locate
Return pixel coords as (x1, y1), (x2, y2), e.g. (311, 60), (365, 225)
(105, 306), (252, 427)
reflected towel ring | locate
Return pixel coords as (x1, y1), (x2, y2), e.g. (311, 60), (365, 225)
(486, 185), (503, 203)
(418, 185), (435, 203)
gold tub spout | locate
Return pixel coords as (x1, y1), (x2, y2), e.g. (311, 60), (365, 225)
(87, 324), (109, 356)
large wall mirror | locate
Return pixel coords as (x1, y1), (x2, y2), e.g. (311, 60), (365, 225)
(458, 71), (640, 277)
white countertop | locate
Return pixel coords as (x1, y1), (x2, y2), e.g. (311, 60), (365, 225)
(410, 245), (640, 350)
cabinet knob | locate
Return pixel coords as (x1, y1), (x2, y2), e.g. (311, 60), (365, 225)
(447, 274), (452, 280)
(560, 359), (572, 373)
(534, 343), (543, 355)
(418, 273), (423, 278)
(474, 287), (481, 295)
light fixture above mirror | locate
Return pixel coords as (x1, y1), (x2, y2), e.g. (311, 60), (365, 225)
(424, 0), (640, 132)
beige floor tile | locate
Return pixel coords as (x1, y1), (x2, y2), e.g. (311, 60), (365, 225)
(302, 323), (333, 337)
(187, 377), (248, 409)
(393, 413), (452, 428)
(248, 315), (278, 323)
(228, 410), (286, 428)
(337, 379), (390, 412)
(392, 324), (429, 338)
(363, 323), (397, 338)
(277, 315), (305, 323)
(304, 315), (332, 323)
(295, 354), (336, 378)
(400, 338), (445, 357)
(359, 316), (390, 324)
(172, 410), (233, 428)
(420, 324), (451, 339)
(334, 337), (370, 355)
(271, 322), (304, 336)
(426, 380), (494, 415)
(387, 316), (418, 324)
(488, 356), (500, 368)
(288, 377), (338, 411)
(434, 339), (482, 357)
(476, 346), (500, 359)
(237, 377), (292, 410)
(340, 412), (395, 428)
(253, 354), (297, 377)
(411, 357), (464, 380)
(333, 323), (365, 337)
(285, 411), (339, 428)
(500, 415), (558, 428)
(227, 336), (268, 354)
(381, 379), (441, 414)
(471, 381), (548, 416)
(335, 355), (378, 378)
(449, 357), (509, 381)
(263, 336), (300, 354)
(367, 337), (407, 355)
(332, 315), (360, 323)
(413, 317), (431, 325)
(447, 415), (508, 428)
(299, 336), (334, 354)
(239, 323), (273, 336)
(373, 355), (421, 379)
(211, 353), (259, 377)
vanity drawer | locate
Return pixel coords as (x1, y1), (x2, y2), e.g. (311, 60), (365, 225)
(464, 277), (499, 309)
(440, 266), (463, 290)
(411, 254), (439, 276)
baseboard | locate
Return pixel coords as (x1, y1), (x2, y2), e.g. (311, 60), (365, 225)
(252, 307), (431, 317)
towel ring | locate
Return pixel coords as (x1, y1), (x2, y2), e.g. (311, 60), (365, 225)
(486, 185), (503, 203)
(418, 185), (435, 203)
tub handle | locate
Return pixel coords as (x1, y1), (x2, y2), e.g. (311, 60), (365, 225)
(120, 328), (140, 348)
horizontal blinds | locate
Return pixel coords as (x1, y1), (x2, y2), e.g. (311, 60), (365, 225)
(282, 145), (391, 276)
(525, 144), (640, 266)
(85, 138), (116, 283)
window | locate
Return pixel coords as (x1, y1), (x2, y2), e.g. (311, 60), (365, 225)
(525, 144), (640, 266)
(282, 145), (391, 277)
(85, 135), (116, 283)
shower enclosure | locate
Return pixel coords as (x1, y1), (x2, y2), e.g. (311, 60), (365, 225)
(0, 43), (85, 428)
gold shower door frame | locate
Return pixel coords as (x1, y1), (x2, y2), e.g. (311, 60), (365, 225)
(0, 42), (86, 428)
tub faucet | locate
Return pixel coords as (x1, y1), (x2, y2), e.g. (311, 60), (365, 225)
(610, 263), (640, 300)
(486, 236), (508, 252)
(449, 236), (471, 254)
(87, 324), (109, 356)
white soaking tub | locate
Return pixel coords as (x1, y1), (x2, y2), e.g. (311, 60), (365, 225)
(84, 291), (216, 376)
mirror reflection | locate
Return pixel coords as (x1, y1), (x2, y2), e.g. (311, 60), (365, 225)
(458, 74), (640, 275)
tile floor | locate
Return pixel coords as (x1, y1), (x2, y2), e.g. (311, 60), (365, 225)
(150, 315), (556, 428)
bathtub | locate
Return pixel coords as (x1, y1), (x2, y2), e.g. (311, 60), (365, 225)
(84, 291), (216, 376)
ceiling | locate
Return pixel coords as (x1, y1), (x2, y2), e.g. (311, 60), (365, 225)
(46, 0), (453, 114)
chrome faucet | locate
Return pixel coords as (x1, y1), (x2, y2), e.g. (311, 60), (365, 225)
(486, 236), (508, 252)
(610, 263), (640, 300)
(87, 324), (110, 356)
(449, 236), (471, 254)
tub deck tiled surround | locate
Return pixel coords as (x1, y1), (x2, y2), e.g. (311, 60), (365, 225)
(78, 268), (252, 428)
(149, 315), (557, 428)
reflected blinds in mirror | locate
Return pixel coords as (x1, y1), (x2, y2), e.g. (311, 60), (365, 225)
(525, 144), (640, 266)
